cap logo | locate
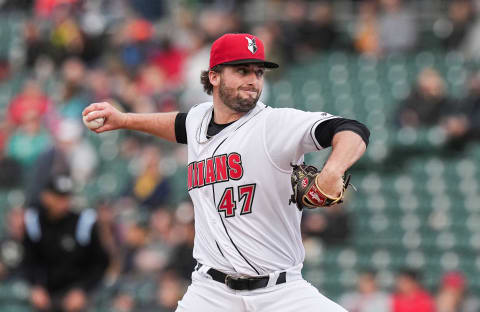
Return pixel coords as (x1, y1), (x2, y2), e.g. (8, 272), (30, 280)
(56, 176), (73, 193)
(245, 37), (257, 54)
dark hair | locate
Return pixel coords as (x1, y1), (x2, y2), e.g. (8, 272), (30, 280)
(200, 65), (224, 95)
(360, 269), (377, 278)
(398, 268), (420, 281)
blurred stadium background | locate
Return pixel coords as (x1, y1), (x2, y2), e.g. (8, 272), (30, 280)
(1, 0), (480, 311)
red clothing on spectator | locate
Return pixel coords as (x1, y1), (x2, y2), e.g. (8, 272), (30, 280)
(392, 290), (435, 312)
(35, 0), (78, 17)
(8, 94), (52, 126)
(127, 19), (154, 42)
(150, 47), (186, 88)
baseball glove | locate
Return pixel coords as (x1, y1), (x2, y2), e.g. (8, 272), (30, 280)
(289, 163), (351, 211)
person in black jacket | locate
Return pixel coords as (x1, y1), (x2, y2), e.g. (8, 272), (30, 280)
(396, 67), (453, 128)
(23, 175), (109, 312)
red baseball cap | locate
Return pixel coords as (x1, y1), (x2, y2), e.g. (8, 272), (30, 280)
(209, 33), (279, 70)
(441, 272), (466, 290)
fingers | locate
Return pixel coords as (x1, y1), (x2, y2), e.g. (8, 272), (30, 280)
(94, 124), (110, 133)
(82, 102), (108, 117)
(84, 110), (106, 122)
(83, 101), (125, 134)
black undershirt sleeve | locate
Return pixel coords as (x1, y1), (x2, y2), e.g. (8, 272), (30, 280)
(175, 113), (188, 144)
(314, 118), (370, 148)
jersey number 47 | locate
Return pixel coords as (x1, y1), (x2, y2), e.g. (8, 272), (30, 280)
(217, 184), (256, 218)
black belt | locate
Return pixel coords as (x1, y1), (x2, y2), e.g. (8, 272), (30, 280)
(196, 263), (286, 290)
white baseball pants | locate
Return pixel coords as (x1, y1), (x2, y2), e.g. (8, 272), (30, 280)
(176, 270), (347, 312)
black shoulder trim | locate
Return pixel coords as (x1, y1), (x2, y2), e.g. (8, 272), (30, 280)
(314, 118), (370, 148)
(175, 112), (188, 144)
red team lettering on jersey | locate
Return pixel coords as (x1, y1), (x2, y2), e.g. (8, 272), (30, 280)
(187, 153), (244, 190)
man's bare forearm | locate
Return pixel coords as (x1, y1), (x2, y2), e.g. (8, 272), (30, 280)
(314, 130), (367, 197)
(323, 131), (367, 176)
(123, 112), (178, 143)
(83, 102), (180, 143)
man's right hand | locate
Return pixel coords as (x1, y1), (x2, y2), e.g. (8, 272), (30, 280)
(83, 101), (179, 142)
(82, 102), (127, 133)
(30, 286), (51, 310)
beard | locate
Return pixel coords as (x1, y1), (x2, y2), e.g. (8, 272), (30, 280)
(218, 79), (261, 113)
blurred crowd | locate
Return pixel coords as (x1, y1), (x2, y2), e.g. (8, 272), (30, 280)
(0, 0), (480, 311)
(395, 66), (480, 151)
(339, 269), (479, 312)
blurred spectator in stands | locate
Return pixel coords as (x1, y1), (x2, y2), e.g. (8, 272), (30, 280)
(126, 144), (171, 210)
(0, 112), (22, 188)
(434, 0), (474, 50)
(26, 119), (97, 205)
(0, 207), (26, 280)
(251, 23), (284, 79)
(53, 120), (97, 188)
(301, 204), (350, 245)
(132, 208), (173, 275)
(77, 3), (108, 65)
(24, 20), (50, 68)
(198, 8), (241, 43)
(112, 290), (135, 312)
(304, 1), (339, 53)
(110, 269), (184, 312)
(461, 2), (480, 60)
(7, 79), (54, 128)
(179, 29), (212, 110)
(149, 37), (187, 91)
(35, 0), (79, 18)
(96, 198), (124, 285)
(436, 271), (480, 312)
(378, 0), (417, 54)
(6, 110), (52, 170)
(34, 56), (56, 87)
(167, 202), (195, 281)
(396, 67), (452, 128)
(148, 270), (185, 312)
(278, 0), (311, 63)
(86, 68), (114, 103)
(354, 0), (380, 57)
(56, 58), (89, 119)
(134, 65), (179, 113)
(119, 199), (149, 273)
(461, 72), (480, 134)
(112, 17), (155, 70)
(23, 175), (109, 312)
(135, 65), (166, 100)
(0, 206), (29, 309)
(339, 270), (390, 312)
(130, 0), (165, 21)
(442, 71), (480, 149)
(392, 269), (435, 312)
(49, 3), (85, 65)
(108, 69), (138, 113)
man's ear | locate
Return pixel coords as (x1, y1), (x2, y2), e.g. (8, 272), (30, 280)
(209, 70), (220, 87)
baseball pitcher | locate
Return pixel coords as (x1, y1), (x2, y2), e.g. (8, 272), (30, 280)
(83, 33), (370, 312)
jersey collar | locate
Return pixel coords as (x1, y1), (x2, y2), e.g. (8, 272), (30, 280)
(195, 102), (267, 144)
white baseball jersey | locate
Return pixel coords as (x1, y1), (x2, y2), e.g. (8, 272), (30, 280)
(185, 101), (338, 277)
